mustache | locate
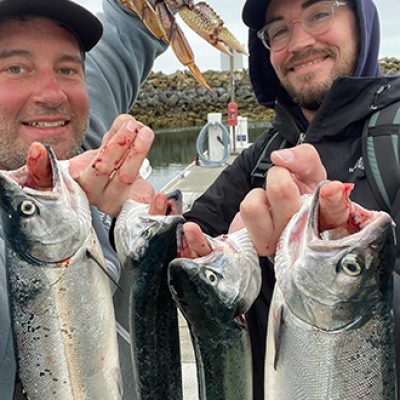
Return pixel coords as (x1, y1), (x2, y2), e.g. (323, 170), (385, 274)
(282, 48), (336, 74)
(20, 106), (75, 121)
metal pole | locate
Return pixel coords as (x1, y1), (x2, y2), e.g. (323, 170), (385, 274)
(229, 49), (236, 153)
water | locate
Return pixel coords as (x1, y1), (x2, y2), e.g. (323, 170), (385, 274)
(147, 125), (269, 191)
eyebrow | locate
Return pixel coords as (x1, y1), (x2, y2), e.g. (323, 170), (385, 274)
(266, 0), (324, 25)
(0, 49), (31, 59)
(0, 50), (84, 68)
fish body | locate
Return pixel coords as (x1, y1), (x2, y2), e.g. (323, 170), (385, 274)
(0, 146), (122, 400)
(168, 228), (262, 400)
(114, 191), (185, 400)
(265, 183), (396, 400)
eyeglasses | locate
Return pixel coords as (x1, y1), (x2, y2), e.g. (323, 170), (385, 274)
(257, 1), (348, 52)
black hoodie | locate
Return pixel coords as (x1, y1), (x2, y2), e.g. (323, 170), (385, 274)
(186, 1), (400, 399)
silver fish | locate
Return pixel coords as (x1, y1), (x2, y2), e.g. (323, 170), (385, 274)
(265, 183), (396, 400)
(168, 228), (262, 400)
(0, 146), (122, 400)
(114, 190), (185, 400)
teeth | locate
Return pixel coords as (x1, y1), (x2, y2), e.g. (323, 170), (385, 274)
(28, 121), (66, 127)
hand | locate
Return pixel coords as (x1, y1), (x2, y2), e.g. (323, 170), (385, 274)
(147, 193), (213, 258)
(240, 144), (348, 256)
(26, 114), (156, 216)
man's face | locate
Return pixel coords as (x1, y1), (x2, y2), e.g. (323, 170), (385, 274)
(266, 0), (359, 110)
(0, 17), (88, 170)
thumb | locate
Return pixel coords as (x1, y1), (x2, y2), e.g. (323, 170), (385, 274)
(26, 142), (52, 189)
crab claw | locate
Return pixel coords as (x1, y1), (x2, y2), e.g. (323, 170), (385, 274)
(156, 1), (213, 92)
(121, 0), (167, 41)
(176, 1), (248, 56)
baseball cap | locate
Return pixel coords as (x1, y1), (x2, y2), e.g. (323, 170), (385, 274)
(0, 0), (103, 51)
(242, 0), (270, 31)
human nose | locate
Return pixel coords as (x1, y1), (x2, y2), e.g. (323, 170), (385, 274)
(31, 72), (67, 108)
(286, 20), (316, 52)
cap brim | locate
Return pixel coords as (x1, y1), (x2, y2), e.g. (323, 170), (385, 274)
(0, 0), (102, 51)
(242, 0), (270, 31)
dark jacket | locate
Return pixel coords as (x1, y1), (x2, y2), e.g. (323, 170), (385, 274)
(185, 1), (400, 399)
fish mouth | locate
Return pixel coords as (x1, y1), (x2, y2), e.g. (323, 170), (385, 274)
(0, 145), (63, 200)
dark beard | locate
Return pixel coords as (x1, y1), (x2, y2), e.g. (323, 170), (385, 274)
(285, 75), (331, 111)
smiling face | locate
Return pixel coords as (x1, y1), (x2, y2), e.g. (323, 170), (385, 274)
(0, 17), (88, 170)
(266, 0), (359, 114)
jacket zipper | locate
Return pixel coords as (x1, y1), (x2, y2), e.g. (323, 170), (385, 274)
(297, 132), (306, 145)
(371, 84), (391, 110)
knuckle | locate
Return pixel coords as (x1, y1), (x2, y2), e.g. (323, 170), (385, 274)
(267, 175), (296, 199)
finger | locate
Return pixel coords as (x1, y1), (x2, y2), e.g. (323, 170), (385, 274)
(68, 150), (98, 180)
(319, 181), (351, 231)
(149, 192), (168, 215)
(92, 127), (154, 213)
(267, 166), (302, 238)
(181, 222), (212, 258)
(271, 144), (327, 192)
(101, 114), (142, 144)
(228, 212), (245, 233)
(26, 142), (52, 189)
(240, 188), (276, 256)
(77, 118), (140, 202)
(114, 125), (154, 185)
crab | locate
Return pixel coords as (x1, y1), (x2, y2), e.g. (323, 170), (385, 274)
(121, 0), (247, 92)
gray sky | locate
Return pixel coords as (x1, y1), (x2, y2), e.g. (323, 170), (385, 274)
(79, 0), (400, 73)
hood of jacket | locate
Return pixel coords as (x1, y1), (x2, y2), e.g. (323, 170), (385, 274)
(241, 0), (382, 114)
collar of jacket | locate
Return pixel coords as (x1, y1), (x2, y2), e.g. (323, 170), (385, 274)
(272, 74), (400, 145)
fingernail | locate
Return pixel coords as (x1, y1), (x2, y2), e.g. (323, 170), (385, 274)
(125, 120), (137, 133)
(273, 149), (294, 163)
(138, 128), (154, 142)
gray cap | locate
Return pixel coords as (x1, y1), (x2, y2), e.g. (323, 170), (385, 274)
(0, 0), (103, 51)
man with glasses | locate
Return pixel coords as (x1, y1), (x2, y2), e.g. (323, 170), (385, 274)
(173, 0), (400, 398)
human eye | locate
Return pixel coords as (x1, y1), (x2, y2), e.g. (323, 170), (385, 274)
(58, 67), (75, 76)
(6, 65), (26, 74)
(268, 23), (290, 42)
(306, 4), (332, 25)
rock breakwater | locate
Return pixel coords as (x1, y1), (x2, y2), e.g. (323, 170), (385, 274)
(131, 57), (400, 129)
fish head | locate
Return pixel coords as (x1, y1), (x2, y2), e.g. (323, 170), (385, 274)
(115, 190), (185, 267)
(0, 145), (91, 264)
(169, 229), (262, 334)
(275, 182), (396, 331)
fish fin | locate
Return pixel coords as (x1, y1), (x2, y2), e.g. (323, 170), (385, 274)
(273, 305), (284, 371)
(85, 248), (123, 293)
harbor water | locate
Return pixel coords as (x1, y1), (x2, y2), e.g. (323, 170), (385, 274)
(147, 124), (269, 191)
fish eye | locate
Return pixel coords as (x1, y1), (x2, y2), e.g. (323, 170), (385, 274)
(19, 200), (37, 217)
(340, 254), (363, 276)
(205, 270), (218, 286)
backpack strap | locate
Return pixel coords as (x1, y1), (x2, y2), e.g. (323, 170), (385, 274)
(362, 100), (400, 213)
(251, 130), (288, 189)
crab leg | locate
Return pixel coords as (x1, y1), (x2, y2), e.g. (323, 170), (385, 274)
(167, 0), (248, 55)
(156, 1), (213, 92)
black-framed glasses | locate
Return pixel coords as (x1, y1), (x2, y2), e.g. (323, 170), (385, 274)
(257, 1), (348, 52)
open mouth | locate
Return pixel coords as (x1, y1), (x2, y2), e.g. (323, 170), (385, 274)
(289, 55), (329, 72)
(23, 120), (69, 128)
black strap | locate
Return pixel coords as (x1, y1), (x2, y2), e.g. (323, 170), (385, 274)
(362, 100), (400, 212)
(251, 130), (288, 189)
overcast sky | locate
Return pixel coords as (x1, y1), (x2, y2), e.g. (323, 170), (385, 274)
(79, 0), (400, 73)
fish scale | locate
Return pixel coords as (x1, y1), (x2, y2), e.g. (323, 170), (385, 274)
(265, 183), (396, 399)
(0, 146), (122, 400)
(168, 228), (262, 400)
(114, 192), (185, 400)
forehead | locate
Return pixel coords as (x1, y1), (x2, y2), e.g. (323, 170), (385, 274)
(266, 0), (325, 20)
(0, 17), (81, 54)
